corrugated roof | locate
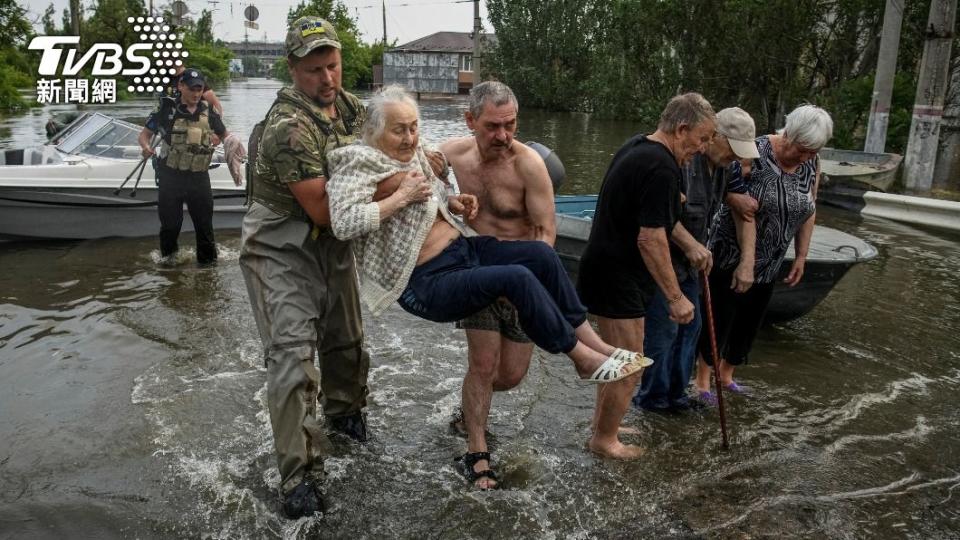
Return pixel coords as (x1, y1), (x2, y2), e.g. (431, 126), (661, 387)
(389, 31), (497, 53)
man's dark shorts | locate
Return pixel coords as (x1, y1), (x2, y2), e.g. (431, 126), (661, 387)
(456, 299), (532, 343)
(577, 258), (653, 319)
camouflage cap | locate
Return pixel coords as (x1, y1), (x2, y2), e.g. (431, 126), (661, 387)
(286, 16), (341, 57)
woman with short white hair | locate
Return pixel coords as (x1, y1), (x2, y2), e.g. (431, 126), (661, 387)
(693, 104), (833, 402)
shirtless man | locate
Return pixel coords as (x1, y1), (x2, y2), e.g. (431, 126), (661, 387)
(440, 81), (556, 489)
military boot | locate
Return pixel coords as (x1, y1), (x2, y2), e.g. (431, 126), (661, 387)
(328, 411), (368, 442)
(281, 477), (324, 519)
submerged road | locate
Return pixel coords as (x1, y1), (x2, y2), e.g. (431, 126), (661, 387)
(1, 80), (959, 538)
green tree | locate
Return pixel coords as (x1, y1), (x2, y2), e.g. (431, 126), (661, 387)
(61, 7), (73, 34)
(242, 55), (262, 76)
(180, 33), (232, 84)
(194, 9), (214, 45)
(486, 0), (935, 152)
(0, 0), (36, 111)
(354, 39), (392, 88)
(0, 0), (31, 48)
(80, 0), (146, 51)
(272, 56), (292, 82)
(41, 4), (59, 35)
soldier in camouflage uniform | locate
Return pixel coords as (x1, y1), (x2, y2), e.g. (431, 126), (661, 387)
(238, 17), (370, 519)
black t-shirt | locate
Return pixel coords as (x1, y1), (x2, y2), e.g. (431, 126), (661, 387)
(582, 134), (682, 273)
(671, 152), (728, 282)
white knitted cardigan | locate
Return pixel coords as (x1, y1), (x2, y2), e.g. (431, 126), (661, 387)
(327, 142), (463, 316)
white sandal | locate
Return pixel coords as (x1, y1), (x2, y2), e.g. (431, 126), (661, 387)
(583, 352), (644, 383)
(613, 347), (655, 368)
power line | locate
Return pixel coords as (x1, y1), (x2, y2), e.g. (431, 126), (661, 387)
(186, 0), (482, 43)
(385, 7), (407, 43)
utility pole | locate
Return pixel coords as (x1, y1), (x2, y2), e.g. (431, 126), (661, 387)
(471, 0), (481, 81)
(904, 0), (958, 193)
(933, 48), (960, 191)
(382, 0), (387, 46)
(864, 0), (904, 154)
(70, 0), (80, 34)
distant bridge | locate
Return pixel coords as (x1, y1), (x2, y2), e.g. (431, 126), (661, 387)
(224, 41), (284, 75)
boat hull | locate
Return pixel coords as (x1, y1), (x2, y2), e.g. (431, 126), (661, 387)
(553, 196), (876, 323)
(818, 147), (903, 192)
(0, 186), (246, 241)
(0, 112), (247, 241)
(764, 258), (857, 322)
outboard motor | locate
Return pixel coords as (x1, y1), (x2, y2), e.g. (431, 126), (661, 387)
(525, 141), (566, 191)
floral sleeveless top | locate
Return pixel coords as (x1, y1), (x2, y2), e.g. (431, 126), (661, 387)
(709, 135), (818, 284)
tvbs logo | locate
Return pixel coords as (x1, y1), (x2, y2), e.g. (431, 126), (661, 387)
(28, 16), (188, 104)
(30, 36), (152, 76)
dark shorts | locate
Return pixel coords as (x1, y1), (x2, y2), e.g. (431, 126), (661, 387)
(576, 257), (653, 319)
(697, 266), (775, 366)
(455, 300), (532, 343)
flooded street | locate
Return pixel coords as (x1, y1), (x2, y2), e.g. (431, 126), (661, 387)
(1, 80), (959, 538)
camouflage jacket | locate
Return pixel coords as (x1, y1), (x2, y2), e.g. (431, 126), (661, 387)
(250, 86), (365, 219)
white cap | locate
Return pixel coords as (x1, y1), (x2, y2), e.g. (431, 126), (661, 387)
(716, 107), (760, 159)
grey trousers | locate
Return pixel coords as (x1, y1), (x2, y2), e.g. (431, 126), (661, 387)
(239, 202), (371, 493)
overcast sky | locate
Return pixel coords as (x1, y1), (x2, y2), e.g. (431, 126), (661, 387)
(23, 0), (491, 46)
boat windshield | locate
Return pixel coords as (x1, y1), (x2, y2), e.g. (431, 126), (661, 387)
(55, 113), (143, 159)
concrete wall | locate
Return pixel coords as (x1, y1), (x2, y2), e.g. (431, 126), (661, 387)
(861, 191), (960, 232)
(383, 52), (458, 94)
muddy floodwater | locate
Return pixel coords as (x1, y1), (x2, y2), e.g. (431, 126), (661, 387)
(1, 80), (959, 538)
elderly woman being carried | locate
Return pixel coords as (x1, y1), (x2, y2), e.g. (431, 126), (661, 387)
(327, 85), (649, 383)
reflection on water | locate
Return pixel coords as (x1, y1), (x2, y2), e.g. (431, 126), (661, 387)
(1, 81), (959, 538)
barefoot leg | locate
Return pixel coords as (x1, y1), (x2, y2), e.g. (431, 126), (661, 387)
(586, 316), (646, 459)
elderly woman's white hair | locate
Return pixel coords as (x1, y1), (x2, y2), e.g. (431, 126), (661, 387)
(362, 84), (419, 146)
(781, 104), (834, 150)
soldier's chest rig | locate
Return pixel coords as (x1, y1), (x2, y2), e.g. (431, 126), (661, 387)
(161, 102), (216, 172)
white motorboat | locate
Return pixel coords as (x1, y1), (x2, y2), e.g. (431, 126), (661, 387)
(0, 112), (246, 241)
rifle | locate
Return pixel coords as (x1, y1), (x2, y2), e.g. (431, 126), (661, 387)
(115, 96), (177, 197)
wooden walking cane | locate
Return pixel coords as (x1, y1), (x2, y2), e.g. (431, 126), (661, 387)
(701, 270), (729, 449)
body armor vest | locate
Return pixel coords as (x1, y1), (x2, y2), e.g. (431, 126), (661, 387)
(162, 103), (215, 172)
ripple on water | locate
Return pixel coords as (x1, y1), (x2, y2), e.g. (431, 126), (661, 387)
(3, 100), (960, 538)
(147, 242), (241, 266)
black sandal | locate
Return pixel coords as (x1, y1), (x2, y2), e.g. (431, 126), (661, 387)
(455, 451), (499, 490)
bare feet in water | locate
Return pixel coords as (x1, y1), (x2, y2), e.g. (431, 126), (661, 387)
(588, 437), (646, 459)
(589, 423), (641, 436)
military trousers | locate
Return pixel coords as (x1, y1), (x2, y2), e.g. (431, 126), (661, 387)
(239, 202), (370, 493)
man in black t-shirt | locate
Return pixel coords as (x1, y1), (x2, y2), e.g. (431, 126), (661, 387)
(139, 69), (231, 265)
(633, 107), (761, 413)
(578, 93), (716, 458)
